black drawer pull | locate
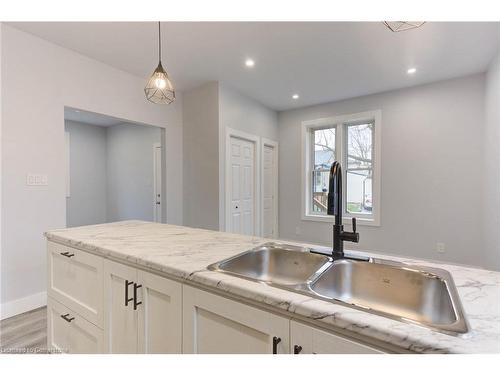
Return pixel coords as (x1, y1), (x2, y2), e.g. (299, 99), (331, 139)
(272, 336), (281, 354)
(125, 280), (134, 306)
(133, 283), (142, 310)
(60, 251), (75, 258)
(294, 345), (302, 354)
(60, 313), (75, 323)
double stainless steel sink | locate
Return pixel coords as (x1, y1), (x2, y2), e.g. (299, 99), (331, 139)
(208, 243), (469, 335)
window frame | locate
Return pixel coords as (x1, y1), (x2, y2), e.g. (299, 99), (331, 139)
(301, 110), (381, 226)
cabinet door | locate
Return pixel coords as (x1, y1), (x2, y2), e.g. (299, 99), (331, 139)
(137, 270), (182, 353)
(47, 297), (103, 354)
(103, 260), (138, 353)
(183, 286), (289, 354)
(290, 320), (384, 354)
(47, 241), (103, 327)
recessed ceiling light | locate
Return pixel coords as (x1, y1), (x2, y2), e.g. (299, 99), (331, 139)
(292, 94), (299, 100)
(407, 68), (417, 74)
(245, 59), (255, 68)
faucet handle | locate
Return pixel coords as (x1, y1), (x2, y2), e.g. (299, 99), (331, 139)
(352, 217), (357, 233)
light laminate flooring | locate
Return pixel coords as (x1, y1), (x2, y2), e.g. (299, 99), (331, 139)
(0, 307), (48, 354)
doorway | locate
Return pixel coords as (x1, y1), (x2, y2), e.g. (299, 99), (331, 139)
(64, 107), (165, 227)
(153, 142), (162, 223)
(262, 139), (278, 238)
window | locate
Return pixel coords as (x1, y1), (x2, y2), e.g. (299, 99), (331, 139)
(302, 111), (381, 225)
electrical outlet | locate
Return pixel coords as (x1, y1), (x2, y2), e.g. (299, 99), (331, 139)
(295, 226), (301, 236)
(436, 242), (446, 254)
(26, 174), (48, 186)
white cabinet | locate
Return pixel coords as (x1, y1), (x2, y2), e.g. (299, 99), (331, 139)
(104, 260), (139, 353)
(47, 297), (104, 354)
(137, 269), (182, 353)
(183, 286), (289, 354)
(47, 240), (390, 354)
(47, 241), (104, 327)
(290, 320), (383, 354)
(103, 259), (182, 353)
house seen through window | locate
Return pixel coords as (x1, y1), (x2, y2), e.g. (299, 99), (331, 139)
(306, 112), (379, 224)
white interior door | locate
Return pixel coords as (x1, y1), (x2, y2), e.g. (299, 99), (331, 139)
(229, 136), (255, 235)
(263, 144), (277, 238)
(153, 144), (162, 223)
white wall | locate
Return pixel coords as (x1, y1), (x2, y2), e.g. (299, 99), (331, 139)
(484, 50), (500, 270)
(182, 82), (220, 230)
(0, 25), (183, 317)
(65, 121), (108, 227)
(0, 24), (3, 314)
(278, 74), (488, 268)
(106, 123), (161, 222)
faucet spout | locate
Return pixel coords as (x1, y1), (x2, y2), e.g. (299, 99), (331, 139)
(327, 161), (360, 260)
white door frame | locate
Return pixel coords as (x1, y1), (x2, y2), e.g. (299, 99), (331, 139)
(153, 142), (162, 223)
(261, 138), (279, 238)
(225, 128), (261, 236)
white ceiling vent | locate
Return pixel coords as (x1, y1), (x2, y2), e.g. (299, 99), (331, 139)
(383, 22), (426, 32)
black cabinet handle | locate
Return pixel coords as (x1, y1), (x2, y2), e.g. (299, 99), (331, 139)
(125, 280), (134, 306)
(294, 345), (302, 354)
(133, 283), (142, 310)
(60, 251), (75, 258)
(60, 313), (75, 323)
(272, 336), (281, 354)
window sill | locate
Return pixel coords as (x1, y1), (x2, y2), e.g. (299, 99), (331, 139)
(301, 213), (380, 227)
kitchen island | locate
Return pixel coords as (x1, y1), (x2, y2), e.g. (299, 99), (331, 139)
(45, 220), (500, 354)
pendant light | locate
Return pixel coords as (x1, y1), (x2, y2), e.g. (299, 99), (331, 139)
(144, 22), (175, 104)
(383, 21), (425, 32)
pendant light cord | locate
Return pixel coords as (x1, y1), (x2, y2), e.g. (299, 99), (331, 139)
(158, 21), (162, 64)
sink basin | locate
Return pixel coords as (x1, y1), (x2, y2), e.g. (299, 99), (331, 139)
(208, 243), (330, 286)
(208, 242), (469, 335)
(310, 259), (469, 334)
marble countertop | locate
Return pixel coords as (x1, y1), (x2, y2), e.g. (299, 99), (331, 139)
(45, 220), (500, 353)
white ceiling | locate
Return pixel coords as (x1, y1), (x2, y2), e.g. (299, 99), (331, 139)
(10, 22), (500, 111)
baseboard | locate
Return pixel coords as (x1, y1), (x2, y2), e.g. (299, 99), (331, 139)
(0, 291), (47, 320)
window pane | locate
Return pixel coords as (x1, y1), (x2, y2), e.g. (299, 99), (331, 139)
(312, 127), (335, 214)
(346, 171), (372, 214)
(347, 123), (373, 170)
(346, 122), (373, 215)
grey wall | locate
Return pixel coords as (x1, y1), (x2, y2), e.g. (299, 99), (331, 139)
(484, 51), (500, 270)
(182, 82), (220, 230)
(65, 121), (108, 227)
(182, 82), (279, 231)
(65, 121), (162, 226)
(106, 123), (161, 222)
(1, 25), (183, 313)
(219, 84), (278, 141)
(278, 74), (487, 268)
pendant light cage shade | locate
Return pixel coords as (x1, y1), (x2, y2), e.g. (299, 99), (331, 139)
(145, 21), (175, 104)
(144, 62), (175, 104)
(383, 21), (426, 32)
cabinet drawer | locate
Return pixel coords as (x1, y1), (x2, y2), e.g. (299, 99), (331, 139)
(47, 297), (104, 354)
(47, 241), (104, 327)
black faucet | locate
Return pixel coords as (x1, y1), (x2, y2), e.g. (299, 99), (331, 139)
(327, 161), (359, 260)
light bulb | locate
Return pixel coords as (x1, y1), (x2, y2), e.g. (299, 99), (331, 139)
(155, 76), (167, 89)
